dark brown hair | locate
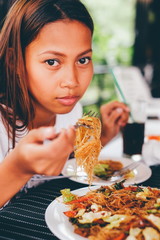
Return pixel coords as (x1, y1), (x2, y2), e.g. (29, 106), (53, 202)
(0, 0), (17, 29)
(0, 0), (94, 147)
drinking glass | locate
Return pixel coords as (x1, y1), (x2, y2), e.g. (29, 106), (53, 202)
(122, 100), (146, 157)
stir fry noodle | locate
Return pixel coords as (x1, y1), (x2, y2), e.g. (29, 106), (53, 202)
(61, 181), (160, 240)
(74, 115), (102, 184)
(93, 160), (123, 180)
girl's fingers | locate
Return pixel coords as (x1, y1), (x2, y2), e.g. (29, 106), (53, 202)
(24, 127), (57, 143)
(117, 112), (129, 126)
(66, 126), (76, 144)
(109, 101), (130, 112)
(100, 101), (130, 117)
(55, 127), (76, 147)
(103, 108), (123, 125)
(46, 127), (76, 152)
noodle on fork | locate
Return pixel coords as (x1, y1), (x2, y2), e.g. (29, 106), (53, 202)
(74, 115), (102, 184)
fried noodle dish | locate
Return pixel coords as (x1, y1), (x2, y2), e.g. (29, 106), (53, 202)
(93, 160), (123, 180)
(93, 160), (135, 180)
(61, 181), (160, 240)
(74, 115), (102, 184)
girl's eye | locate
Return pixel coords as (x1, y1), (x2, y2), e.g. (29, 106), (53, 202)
(78, 57), (91, 65)
(45, 59), (59, 66)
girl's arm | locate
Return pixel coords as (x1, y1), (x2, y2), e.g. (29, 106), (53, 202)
(0, 155), (32, 208)
(0, 126), (76, 208)
(100, 101), (130, 146)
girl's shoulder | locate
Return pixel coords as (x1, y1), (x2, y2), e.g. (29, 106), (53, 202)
(0, 111), (9, 163)
(0, 109), (7, 133)
(0, 104), (28, 162)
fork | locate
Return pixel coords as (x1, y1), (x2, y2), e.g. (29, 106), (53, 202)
(32, 161), (141, 182)
(83, 110), (99, 118)
(106, 161), (141, 182)
(31, 174), (87, 181)
(44, 110), (98, 144)
(74, 110), (99, 129)
(74, 123), (92, 129)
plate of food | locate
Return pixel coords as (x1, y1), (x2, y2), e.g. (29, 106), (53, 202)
(66, 114), (151, 186)
(62, 157), (152, 186)
(45, 182), (160, 240)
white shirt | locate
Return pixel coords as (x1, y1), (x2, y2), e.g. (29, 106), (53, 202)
(0, 102), (82, 190)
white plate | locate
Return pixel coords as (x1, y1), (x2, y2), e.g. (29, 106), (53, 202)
(62, 157), (152, 186)
(45, 186), (98, 240)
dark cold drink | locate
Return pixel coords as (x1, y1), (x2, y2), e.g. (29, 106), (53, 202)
(122, 122), (145, 156)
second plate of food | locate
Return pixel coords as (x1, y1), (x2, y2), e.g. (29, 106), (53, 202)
(62, 157), (151, 185)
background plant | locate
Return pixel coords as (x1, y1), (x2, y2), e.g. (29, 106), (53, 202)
(81, 0), (136, 113)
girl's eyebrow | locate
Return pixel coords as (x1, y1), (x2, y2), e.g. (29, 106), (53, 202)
(78, 49), (92, 57)
(38, 49), (92, 57)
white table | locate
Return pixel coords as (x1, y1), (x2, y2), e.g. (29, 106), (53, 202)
(99, 119), (160, 166)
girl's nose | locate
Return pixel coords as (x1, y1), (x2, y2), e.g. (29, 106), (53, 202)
(60, 66), (79, 89)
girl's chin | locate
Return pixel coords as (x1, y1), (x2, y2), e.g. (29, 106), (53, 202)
(54, 104), (77, 114)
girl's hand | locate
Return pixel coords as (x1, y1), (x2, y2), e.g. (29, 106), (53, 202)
(0, 126), (76, 207)
(10, 126), (76, 177)
(100, 101), (130, 146)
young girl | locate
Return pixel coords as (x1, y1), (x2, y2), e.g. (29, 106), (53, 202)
(0, 0), (129, 208)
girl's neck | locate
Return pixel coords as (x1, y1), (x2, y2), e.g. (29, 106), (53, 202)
(28, 114), (56, 130)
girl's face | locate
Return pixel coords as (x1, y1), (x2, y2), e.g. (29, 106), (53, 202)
(25, 20), (93, 123)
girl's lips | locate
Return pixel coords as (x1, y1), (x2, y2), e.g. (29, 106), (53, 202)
(56, 96), (79, 106)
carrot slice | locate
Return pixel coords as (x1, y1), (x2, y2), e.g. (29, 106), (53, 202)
(113, 233), (125, 240)
(64, 210), (77, 218)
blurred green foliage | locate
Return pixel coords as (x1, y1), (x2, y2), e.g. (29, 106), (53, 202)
(81, 0), (136, 113)
(81, 70), (118, 115)
(82, 0), (136, 66)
